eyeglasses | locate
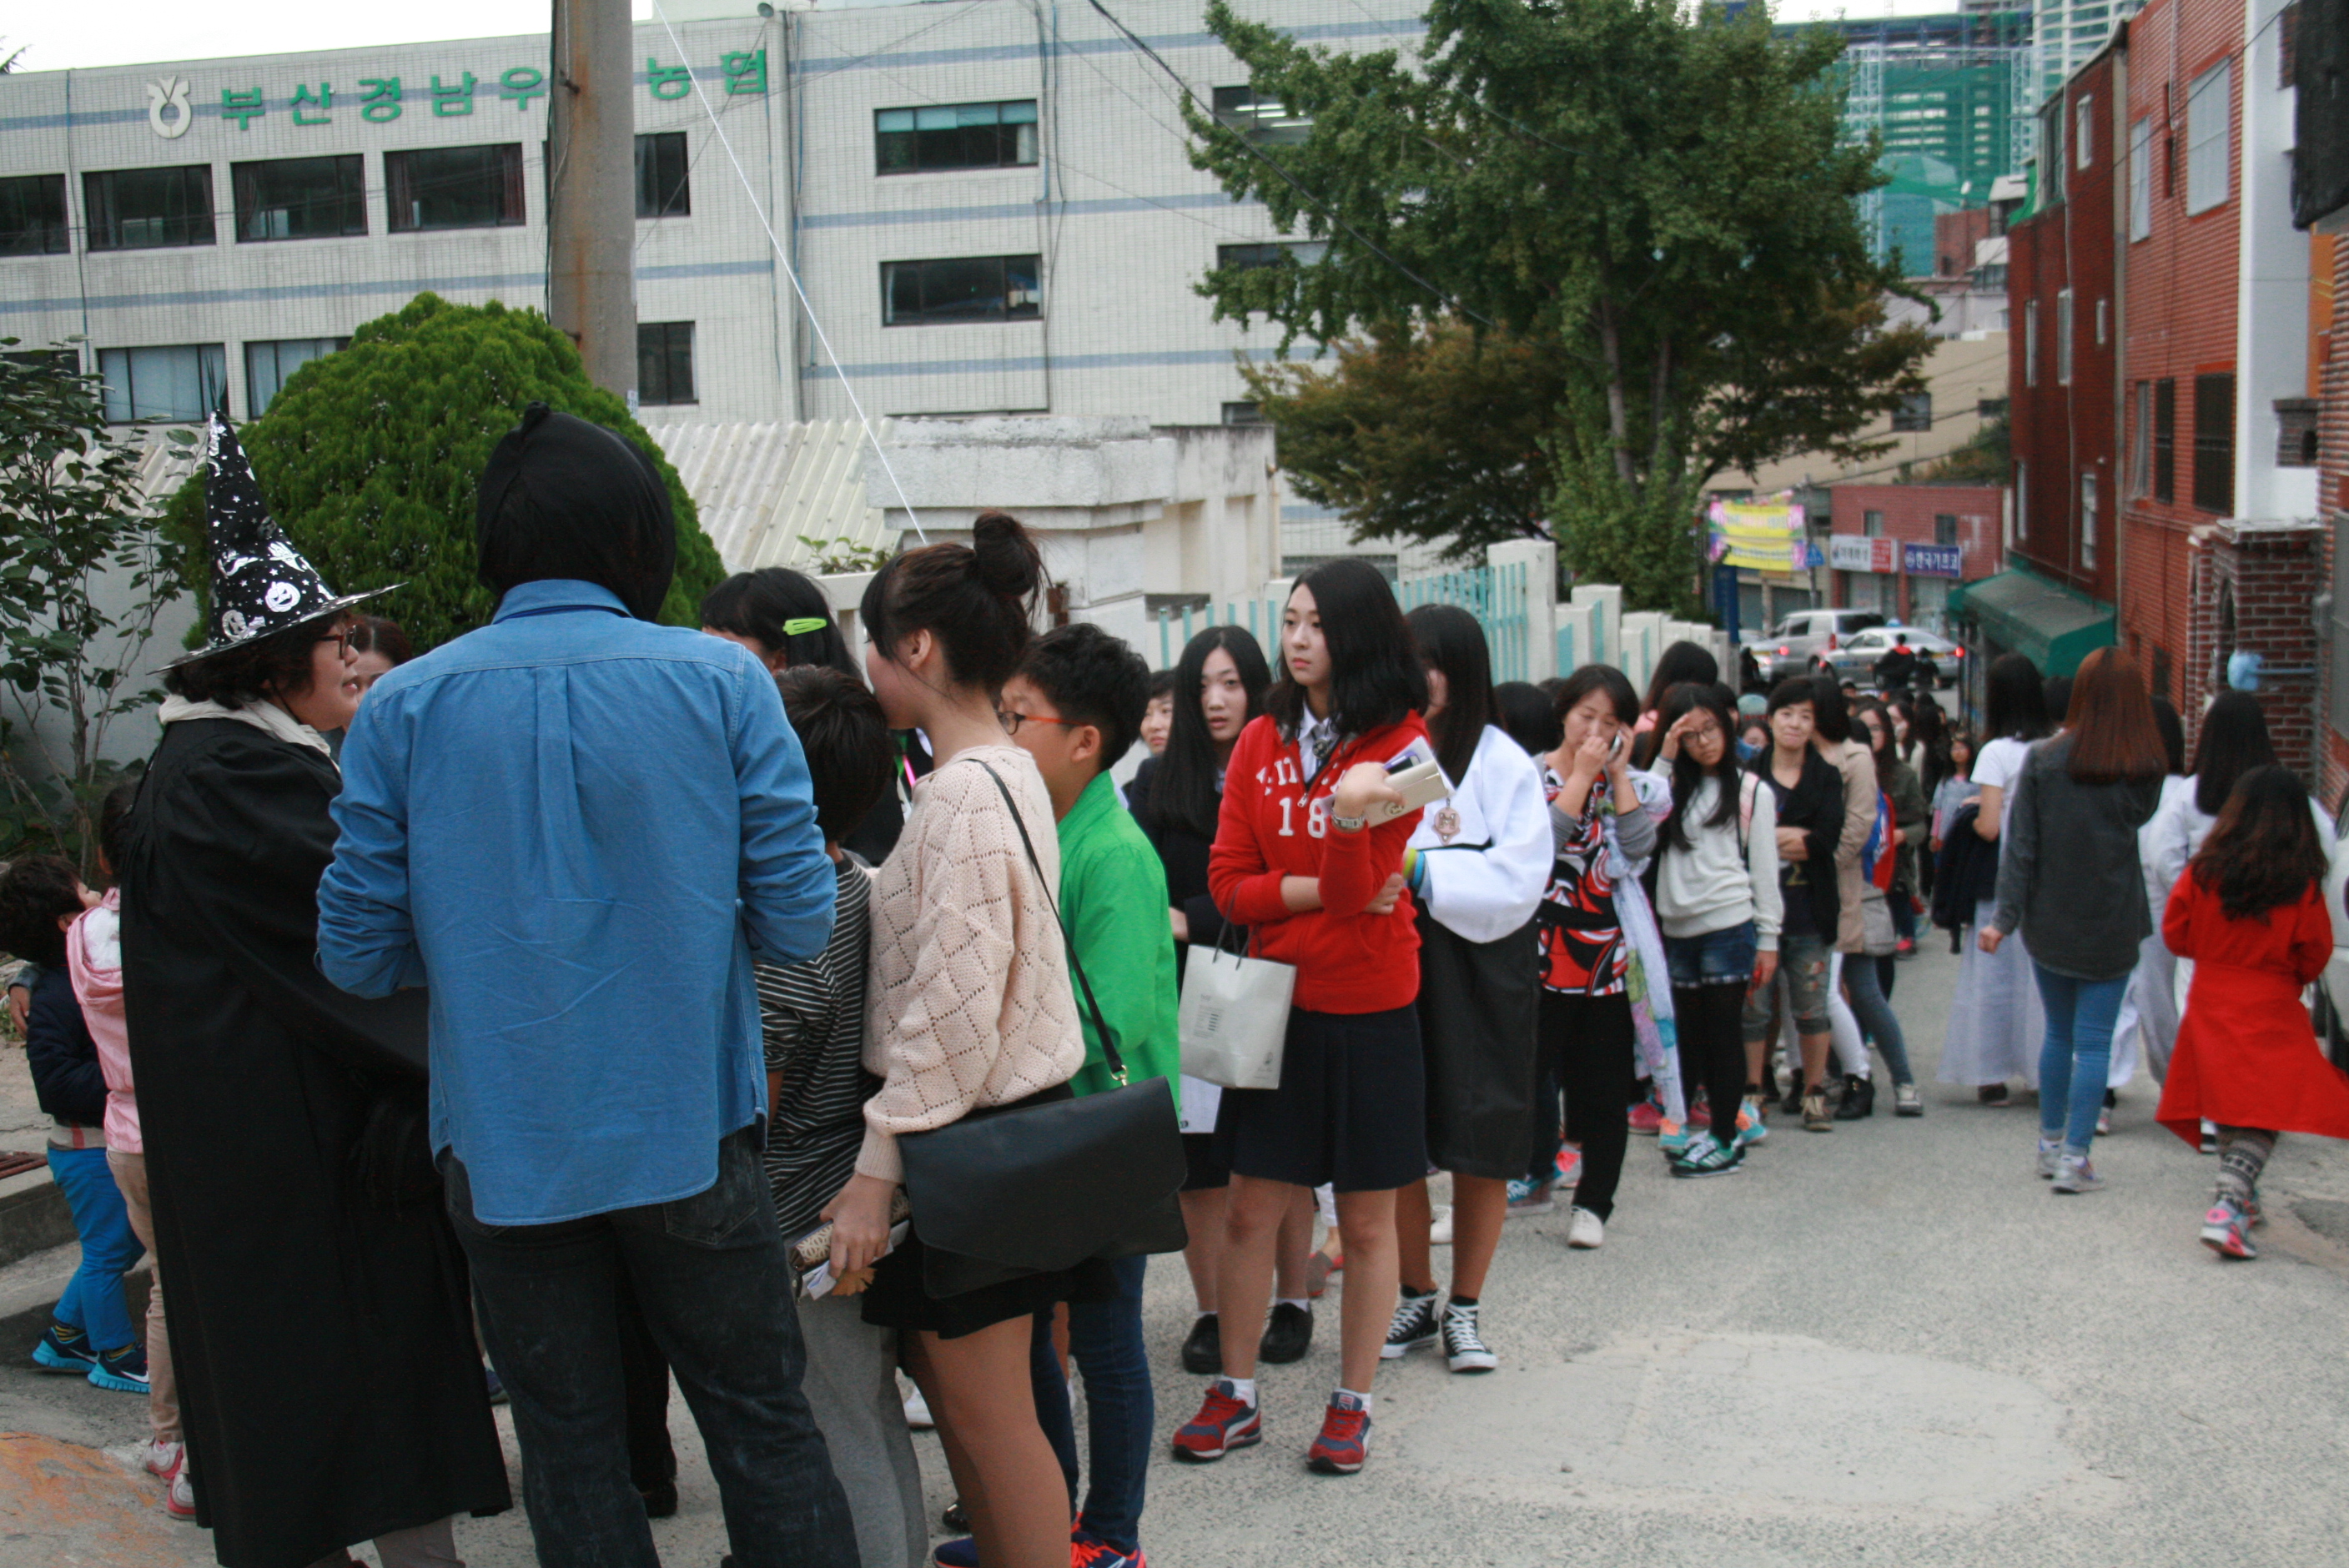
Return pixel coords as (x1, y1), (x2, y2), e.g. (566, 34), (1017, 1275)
(997, 709), (1081, 737)
(318, 629), (354, 656)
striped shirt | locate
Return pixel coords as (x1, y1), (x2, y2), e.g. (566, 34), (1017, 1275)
(758, 855), (878, 1240)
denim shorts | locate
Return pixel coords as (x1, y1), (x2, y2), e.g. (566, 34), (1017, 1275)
(1664, 922), (1758, 989)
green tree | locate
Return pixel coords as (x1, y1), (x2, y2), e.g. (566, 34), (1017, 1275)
(0, 342), (191, 870)
(1191, 0), (1933, 610)
(163, 294), (725, 651)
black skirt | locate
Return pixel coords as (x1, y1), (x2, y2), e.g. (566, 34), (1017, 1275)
(1415, 908), (1542, 1182)
(1180, 1132), (1232, 1192)
(1213, 1003), (1426, 1194)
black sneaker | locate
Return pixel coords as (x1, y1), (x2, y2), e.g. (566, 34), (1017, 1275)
(1380, 1289), (1440, 1359)
(1259, 1302), (1313, 1364)
(1780, 1078), (1805, 1116)
(1833, 1075), (1874, 1120)
(1978, 1083), (2012, 1108)
(1180, 1313), (1222, 1375)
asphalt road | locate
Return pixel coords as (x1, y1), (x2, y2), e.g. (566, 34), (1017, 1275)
(9, 937), (2349, 1566)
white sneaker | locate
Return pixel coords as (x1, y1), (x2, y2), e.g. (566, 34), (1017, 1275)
(1429, 1204), (1454, 1246)
(2036, 1137), (2062, 1179)
(901, 1381), (933, 1430)
(2051, 1153), (2105, 1194)
(1566, 1206), (1605, 1249)
(143, 1437), (184, 1480)
(165, 1465), (196, 1521)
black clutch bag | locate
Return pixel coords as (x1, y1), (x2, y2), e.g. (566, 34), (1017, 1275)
(896, 762), (1189, 1299)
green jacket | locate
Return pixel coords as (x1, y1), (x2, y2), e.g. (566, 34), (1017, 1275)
(1058, 771), (1181, 1098)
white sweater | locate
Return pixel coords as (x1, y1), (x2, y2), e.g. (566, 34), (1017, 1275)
(2140, 771), (2331, 914)
(1644, 766), (1783, 950)
(1406, 725), (1551, 944)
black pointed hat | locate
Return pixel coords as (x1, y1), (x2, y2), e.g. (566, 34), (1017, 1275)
(165, 415), (397, 669)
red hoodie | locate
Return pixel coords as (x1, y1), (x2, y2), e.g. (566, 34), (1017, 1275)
(1209, 711), (1430, 1014)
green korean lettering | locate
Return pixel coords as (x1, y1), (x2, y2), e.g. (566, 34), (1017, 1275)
(499, 67), (547, 109)
(722, 49), (767, 95)
(221, 88), (265, 131)
(431, 73), (477, 117)
(646, 58), (692, 99)
(292, 83), (332, 126)
(359, 78), (403, 123)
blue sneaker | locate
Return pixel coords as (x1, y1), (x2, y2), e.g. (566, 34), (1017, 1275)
(32, 1324), (95, 1375)
(1657, 1118), (1690, 1157)
(933, 1537), (978, 1568)
(1504, 1175), (1555, 1216)
(1734, 1096), (1768, 1148)
(1668, 1132), (1746, 1179)
(88, 1344), (149, 1395)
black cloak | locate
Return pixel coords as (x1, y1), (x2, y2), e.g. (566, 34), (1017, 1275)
(118, 716), (510, 1568)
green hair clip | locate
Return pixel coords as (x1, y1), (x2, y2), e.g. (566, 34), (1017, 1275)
(782, 617), (829, 636)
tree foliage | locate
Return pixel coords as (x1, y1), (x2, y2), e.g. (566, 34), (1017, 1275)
(0, 342), (192, 870)
(1191, 0), (1934, 610)
(162, 294), (725, 652)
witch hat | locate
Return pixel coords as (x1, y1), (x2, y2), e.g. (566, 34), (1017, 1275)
(164, 415), (397, 669)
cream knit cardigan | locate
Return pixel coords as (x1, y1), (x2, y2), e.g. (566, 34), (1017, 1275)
(857, 745), (1085, 1184)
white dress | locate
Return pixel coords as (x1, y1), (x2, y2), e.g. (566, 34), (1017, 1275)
(1936, 736), (2044, 1087)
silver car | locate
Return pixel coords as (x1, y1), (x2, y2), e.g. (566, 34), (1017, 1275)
(1818, 625), (1963, 688)
(1753, 609), (1887, 684)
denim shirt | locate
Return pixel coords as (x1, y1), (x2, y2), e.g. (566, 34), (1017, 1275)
(318, 580), (836, 1226)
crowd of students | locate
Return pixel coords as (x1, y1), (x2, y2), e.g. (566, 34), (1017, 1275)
(8, 402), (2349, 1568)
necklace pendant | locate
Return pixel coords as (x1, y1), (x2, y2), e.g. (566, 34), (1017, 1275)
(1434, 806), (1461, 842)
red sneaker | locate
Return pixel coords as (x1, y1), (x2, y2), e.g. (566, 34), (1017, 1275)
(1305, 1392), (1371, 1475)
(1687, 1095), (1713, 1128)
(1627, 1099), (1664, 1136)
(1170, 1380), (1260, 1463)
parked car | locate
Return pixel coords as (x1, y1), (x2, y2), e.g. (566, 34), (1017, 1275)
(1754, 608), (1886, 684)
(1818, 625), (1964, 689)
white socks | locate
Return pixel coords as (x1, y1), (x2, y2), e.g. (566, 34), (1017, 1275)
(1336, 1387), (1374, 1414)
(1225, 1376), (1259, 1405)
(1275, 1297), (1310, 1314)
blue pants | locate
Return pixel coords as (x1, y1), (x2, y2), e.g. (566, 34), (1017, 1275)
(1032, 1254), (1152, 1555)
(1843, 951), (1914, 1085)
(47, 1144), (142, 1352)
(2032, 965), (2129, 1153)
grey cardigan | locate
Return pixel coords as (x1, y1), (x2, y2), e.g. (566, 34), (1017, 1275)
(1989, 734), (2164, 980)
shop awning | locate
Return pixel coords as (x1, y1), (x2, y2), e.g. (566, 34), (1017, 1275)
(1947, 566), (2115, 677)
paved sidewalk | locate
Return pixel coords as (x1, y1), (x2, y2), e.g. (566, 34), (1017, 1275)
(7, 941), (2349, 1565)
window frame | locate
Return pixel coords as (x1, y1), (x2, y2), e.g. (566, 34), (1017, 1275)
(1216, 240), (1330, 271)
(1934, 513), (1959, 547)
(2056, 289), (2075, 386)
(2192, 371), (2236, 515)
(2128, 116), (2152, 240)
(244, 337), (350, 414)
(2080, 470), (2098, 570)
(1212, 85), (1312, 147)
(232, 155), (368, 244)
(879, 254), (1043, 327)
(2025, 299), (2039, 387)
(82, 165), (216, 253)
(0, 173), (70, 257)
(2075, 93), (2094, 169)
(385, 143), (526, 234)
(98, 343), (228, 424)
(2130, 380), (2152, 496)
(2154, 379), (2177, 503)
(2186, 59), (2232, 217)
(635, 131), (691, 219)
(636, 320), (697, 406)
(873, 100), (1039, 177)
(1891, 392), (1932, 433)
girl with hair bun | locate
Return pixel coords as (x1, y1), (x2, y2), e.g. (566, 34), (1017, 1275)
(837, 512), (1099, 1568)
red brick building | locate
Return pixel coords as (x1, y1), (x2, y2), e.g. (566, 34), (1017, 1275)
(1823, 485), (2005, 626)
(2299, 0), (2349, 805)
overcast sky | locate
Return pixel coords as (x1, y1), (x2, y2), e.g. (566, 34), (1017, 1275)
(8, 0), (1955, 73)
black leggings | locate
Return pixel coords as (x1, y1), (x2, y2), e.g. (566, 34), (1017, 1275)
(1673, 982), (1749, 1145)
(1543, 989), (1636, 1220)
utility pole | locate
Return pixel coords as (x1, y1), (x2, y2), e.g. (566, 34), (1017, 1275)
(548, 0), (637, 405)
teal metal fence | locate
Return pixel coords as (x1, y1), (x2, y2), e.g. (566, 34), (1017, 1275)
(1158, 562), (1532, 683)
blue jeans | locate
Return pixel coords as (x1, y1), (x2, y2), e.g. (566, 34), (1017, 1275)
(48, 1145), (141, 1352)
(2032, 966), (2130, 1153)
(1032, 1254), (1152, 1555)
(1843, 952), (1914, 1085)
(445, 1130), (856, 1568)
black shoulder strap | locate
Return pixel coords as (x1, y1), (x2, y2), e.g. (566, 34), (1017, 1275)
(973, 760), (1128, 1086)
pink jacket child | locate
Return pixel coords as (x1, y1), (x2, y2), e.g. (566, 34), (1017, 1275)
(68, 889), (136, 1152)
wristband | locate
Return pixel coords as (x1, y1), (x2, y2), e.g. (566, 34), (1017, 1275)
(1331, 812), (1366, 833)
(1403, 847), (1428, 892)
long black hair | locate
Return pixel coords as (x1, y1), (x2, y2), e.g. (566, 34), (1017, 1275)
(1494, 681), (1562, 756)
(2192, 763), (2326, 921)
(702, 567), (859, 677)
(2150, 696), (2187, 776)
(2192, 689), (2280, 817)
(1265, 559), (1426, 741)
(1983, 651), (2050, 744)
(1658, 682), (1741, 854)
(1147, 625), (1273, 842)
(1406, 603), (1495, 788)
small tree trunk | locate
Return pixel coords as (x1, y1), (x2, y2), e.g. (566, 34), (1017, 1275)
(1596, 297), (1637, 490)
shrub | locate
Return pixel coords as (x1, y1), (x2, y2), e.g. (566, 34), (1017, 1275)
(162, 294), (724, 651)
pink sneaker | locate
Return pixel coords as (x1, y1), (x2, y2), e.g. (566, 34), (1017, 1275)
(2201, 1201), (2257, 1259)
(1687, 1095), (1713, 1128)
(1627, 1099), (1664, 1136)
(1552, 1145), (1583, 1186)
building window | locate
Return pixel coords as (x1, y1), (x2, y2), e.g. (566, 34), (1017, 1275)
(1222, 401), (1265, 425)
(2015, 460), (2028, 540)
(2152, 642), (2174, 705)
(875, 101), (1037, 175)
(98, 344), (226, 423)
(2080, 471), (2098, 570)
(0, 173), (69, 256)
(2055, 290), (2074, 385)
(2276, 398), (2320, 466)
(83, 166), (214, 252)
(1864, 510), (1885, 538)
(232, 156), (365, 243)
(882, 254), (1041, 325)
(244, 337), (349, 413)
(2130, 381), (2151, 495)
(2095, 298), (2108, 345)
(2128, 117), (2152, 240)
(636, 132), (690, 219)
(1216, 241), (1330, 270)
(2186, 60), (2231, 216)
(2025, 299), (2039, 386)
(2192, 372), (2235, 514)
(385, 144), (525, 233)
(637, 322), (696, 405)
(1892, 393), (1932, 432)
(2154, 379), (2176, 502)
(2075, 93), (2094, 168)
(1934, 513), (1959, 546)
(1212, 85), (1311, 147)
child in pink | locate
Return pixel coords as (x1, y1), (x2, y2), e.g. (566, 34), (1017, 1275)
(74, 782), (185, 1515)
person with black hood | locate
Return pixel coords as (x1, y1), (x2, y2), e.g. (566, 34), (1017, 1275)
(317, 405), (854, 1568)
(118, 417), (511, 1568)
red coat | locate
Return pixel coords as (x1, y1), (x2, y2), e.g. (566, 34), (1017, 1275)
(2155, 874), (2349, 1144)
(1210, 712), (1429, 1014)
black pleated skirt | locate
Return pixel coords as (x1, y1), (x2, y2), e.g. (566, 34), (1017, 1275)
(1415, 908), (1542, 1182)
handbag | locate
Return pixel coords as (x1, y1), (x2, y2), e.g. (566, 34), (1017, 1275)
(896, 761), (1189, 1299)
(1177, 920), (1295, 1090)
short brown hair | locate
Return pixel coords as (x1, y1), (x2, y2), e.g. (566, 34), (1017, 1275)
(2064, 647), (2167, 785)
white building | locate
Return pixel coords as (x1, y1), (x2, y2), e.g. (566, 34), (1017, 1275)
(0, 0), (1423, 566)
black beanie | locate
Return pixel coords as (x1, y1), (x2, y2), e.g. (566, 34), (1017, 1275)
(475, 403), (677, 621)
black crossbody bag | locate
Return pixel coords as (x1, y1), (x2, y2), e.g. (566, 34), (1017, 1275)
(896, 761), (1189, 1299)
